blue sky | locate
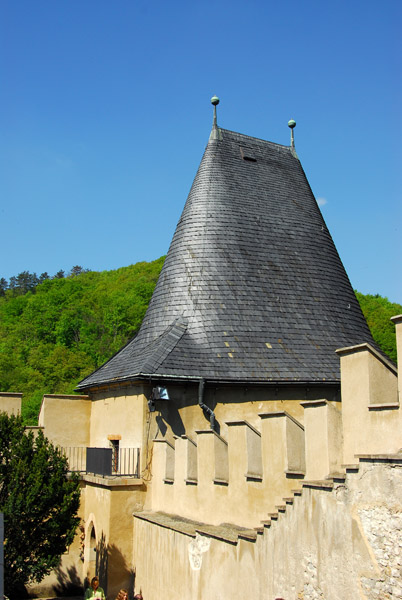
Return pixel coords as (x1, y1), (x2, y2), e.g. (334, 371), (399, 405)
(1, 0), (401, 301)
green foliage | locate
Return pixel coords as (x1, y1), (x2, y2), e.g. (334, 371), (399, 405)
(0, 257), (165, 423)
(0, 412), (81, 597)
(355, 292), (401, 363)
(0, 255), (398, 424)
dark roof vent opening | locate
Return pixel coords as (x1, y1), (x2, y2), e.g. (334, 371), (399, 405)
(240, 146), (257, 162)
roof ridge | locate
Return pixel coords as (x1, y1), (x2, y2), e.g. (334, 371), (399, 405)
(218, 128), (293, 151)
(141, 317), (188, 373)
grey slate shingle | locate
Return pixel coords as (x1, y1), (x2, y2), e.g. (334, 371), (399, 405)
(76, 127), (375, 390)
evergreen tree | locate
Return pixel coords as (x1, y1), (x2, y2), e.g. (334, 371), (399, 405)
(38, 272), (50, 284)
(69, 265), (84, 276)
(0, 412), (80, 598)
(0, 277), (7, 296)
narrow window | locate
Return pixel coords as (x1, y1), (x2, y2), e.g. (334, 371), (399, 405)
(110, 439), (119, 473)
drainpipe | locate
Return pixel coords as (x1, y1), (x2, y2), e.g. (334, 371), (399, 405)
(198, 378), (215, 430)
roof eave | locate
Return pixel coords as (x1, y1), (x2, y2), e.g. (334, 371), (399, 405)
(75, 372), (341, 393)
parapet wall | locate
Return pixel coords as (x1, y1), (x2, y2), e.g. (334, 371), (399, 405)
(151, 410), (308, 528)
(150, 319), (402, 529)
(0, 392), (22, 416)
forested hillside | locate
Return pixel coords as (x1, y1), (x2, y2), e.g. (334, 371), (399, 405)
(0, 258), (399, 424)
(0, 258), (164, 423)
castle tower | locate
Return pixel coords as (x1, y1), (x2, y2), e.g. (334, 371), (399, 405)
(77, 100), (373, 391)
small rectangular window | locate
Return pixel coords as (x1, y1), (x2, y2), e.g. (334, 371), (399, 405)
(240, 147), (257, 162)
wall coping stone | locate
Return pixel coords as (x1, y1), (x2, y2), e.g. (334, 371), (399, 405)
(152, 438), (174, 449)
(0, 391), (23, 397)
(133, 511), (257, 544)
(81, 473), (143, 488)
(181, 434), (197, 446)
(300, 399), (340, 408)
(226, 420), (261, 436)
(335, 342), (397, 373)
(195, 429), (228, 445)
(259, 411), (304, 430)
(43, 393), (90, 400)
(356, 453), (402, 463)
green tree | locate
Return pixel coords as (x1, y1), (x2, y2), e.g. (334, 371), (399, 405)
(0, 412), (80, 598)
(0, 277), (7, 296)
(356, 292), (401, 363)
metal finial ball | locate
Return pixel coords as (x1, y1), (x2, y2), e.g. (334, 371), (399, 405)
(211, 95), (220, 106)
(288, 119), (296, 129)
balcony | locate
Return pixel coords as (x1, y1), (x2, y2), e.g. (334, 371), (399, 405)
(61, 447), (141, 478)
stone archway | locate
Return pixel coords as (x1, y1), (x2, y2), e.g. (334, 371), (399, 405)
(84, 521), (97, 581)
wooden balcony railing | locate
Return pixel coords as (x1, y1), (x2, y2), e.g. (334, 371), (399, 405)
(61, 447), (141, 478)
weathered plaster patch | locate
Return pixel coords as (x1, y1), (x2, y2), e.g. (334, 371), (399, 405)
(357, 505), (402, 600)
(298, 553), (325, 600)
(188, 533), (211, 570)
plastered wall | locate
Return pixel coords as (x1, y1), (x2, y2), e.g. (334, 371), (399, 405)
(0, 392), (22, 415)
(133, 459), (402, 600)
(38, 394), (91, 447)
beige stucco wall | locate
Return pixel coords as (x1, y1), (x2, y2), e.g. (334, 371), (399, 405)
(146, 383), (337, 525)
(81, 478), (146, 599)
(38, 394), (91, 447)
(150, 409), (308, 528)
(0, 391), (22, 415)
(391, 315), (402, 402)
(337, 344), (401, 464)
(151, 382), (338, 446)
(133, 459), (402, 600)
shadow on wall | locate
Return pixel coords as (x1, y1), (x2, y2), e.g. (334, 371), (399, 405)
(157, 399), (221, 436)
(96, 533), (136, 597)
(157, 404), (185, 437)
(54, 564), (83, 597)
(96, 533), (108, 591)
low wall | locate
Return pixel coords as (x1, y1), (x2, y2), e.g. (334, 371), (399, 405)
(133, 457), (402, 600)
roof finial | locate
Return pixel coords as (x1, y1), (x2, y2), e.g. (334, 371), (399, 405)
(288, 119), (296, 148)
(210, 95), (221, 140)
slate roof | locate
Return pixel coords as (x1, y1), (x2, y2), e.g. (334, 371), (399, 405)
(76, 126), (375, 390)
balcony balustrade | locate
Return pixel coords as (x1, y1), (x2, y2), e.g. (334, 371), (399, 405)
(61, 446), (140, 478)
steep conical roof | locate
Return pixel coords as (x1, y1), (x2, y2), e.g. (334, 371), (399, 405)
(77, 126), (374, 390)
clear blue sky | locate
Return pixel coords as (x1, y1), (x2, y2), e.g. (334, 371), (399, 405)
(1, 0), (401, 301)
